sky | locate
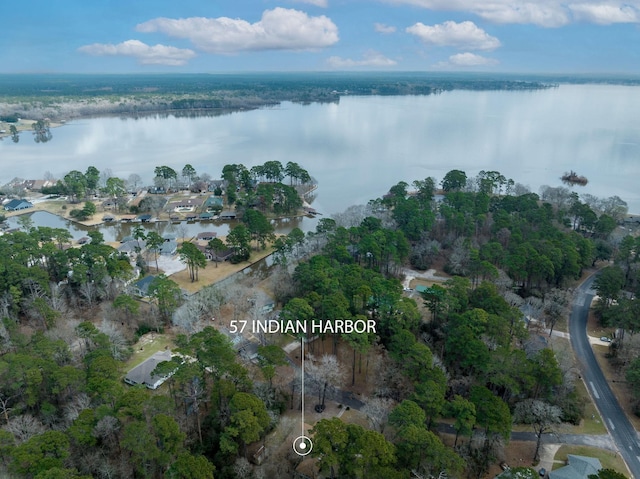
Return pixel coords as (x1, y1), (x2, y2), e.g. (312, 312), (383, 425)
(2, 0), (640, 74)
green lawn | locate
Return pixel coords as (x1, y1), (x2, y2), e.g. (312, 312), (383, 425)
(124, 333), (174, 370)
(554, 445), (628, 475)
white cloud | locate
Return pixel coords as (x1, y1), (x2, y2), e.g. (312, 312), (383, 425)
(136, 8), (339, 54)
(432, 52), (499, 69)
(569, 3), (640, 24)
(406, 21), (500, 50)
(327, 50), (397, 68)
(374, 22), (397, 33)
(448, 52), (499, 66)
(78, 40), (196, 66)
(385, 0), (640, 27)
(293, 0), (328, 6)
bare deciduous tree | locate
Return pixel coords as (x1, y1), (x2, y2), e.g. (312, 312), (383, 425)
(514, 399), (561, 462)
(63, 393), (91, 426)
(79, 281), (99, 307)
(3, 414), (45, 443)
(172, 299), (207, 335)
(373, 353), (412, 402)
(305, 354), (346, 412)
(93, 415), (120, 451)
(234, 457), (253, 478)
(99, 318), (131, 361)
(361, 396), (394, 433)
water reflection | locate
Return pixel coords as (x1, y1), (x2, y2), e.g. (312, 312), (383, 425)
(6, 211), (309, 242)
(3, 84), (640, 213)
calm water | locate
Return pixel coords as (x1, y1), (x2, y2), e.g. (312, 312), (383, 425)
(2, 84), (640, 220)
(4, 210), (306, 242)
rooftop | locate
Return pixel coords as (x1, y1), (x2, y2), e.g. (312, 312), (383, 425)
(124, 350), (174, 390)
(549, 455), (602, 479)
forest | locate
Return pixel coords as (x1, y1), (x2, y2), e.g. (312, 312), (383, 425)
(0, 73), (551, 124)
(0, 167), (635, 478)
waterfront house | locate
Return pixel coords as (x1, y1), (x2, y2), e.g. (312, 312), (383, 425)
(206, 247), (234, 262)
(118, 240), (145, 258)
(162, 234), (177, 242)
(197, 231), (217, 241)
(160, 241), (178, 256)
(204, 195), (224, 211)
(101, 199), (116, 210)
(220, 210), (237, 220)
(4, 199), (33, 212)
(169, 196), (206, 212)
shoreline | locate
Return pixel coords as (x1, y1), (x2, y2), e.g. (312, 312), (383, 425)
(0, 118), (64, 140)
(0, 74), (555, 128)
(2, 193), (317, 233)
(2, 200), (280, 294)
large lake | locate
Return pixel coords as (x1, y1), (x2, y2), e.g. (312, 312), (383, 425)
(2, 84), (640, 228)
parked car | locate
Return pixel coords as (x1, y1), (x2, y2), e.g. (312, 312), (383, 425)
(600, 336), (612, 342)
(539, 467), (546, 476)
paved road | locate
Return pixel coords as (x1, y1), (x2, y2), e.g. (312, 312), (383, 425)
(435, 423), (615, 449)
(570, 273), (640, 477)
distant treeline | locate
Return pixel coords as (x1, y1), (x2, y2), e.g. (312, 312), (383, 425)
(7, 71), (639, 125)
(0, 72), (554, 99)
(0, 73), (565, 122)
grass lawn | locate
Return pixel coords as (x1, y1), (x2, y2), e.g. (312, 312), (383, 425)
(554, 445), (627, 475)
(410, 278), (441, 289)
(171, 246), (274, 293)
(551, 314), (569, 333)
(124, 333), (175, 370)
(265, 333), (298, 349)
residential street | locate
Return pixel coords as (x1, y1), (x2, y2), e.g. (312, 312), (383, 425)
(570, 272), (640, 477)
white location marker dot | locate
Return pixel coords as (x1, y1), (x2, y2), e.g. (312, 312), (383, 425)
(293, 436), (313, 456)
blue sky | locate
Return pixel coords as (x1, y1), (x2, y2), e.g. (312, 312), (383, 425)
(3, 0), (640, 73)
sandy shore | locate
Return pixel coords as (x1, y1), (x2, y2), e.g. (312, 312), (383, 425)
(0, 118), (64, 139)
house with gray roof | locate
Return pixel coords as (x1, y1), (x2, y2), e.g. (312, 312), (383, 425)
(124, 350), (174, 389)
(204, 195), (224, 211)
(118, 240), (145, 258)
(131, 275), (156, 297)
(4, 199), (33, 211)
(160, 240), (178, 256)
(197, 231), (217, 241)
(549, 455), (602, 479)
(220, 210), (237, 220)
